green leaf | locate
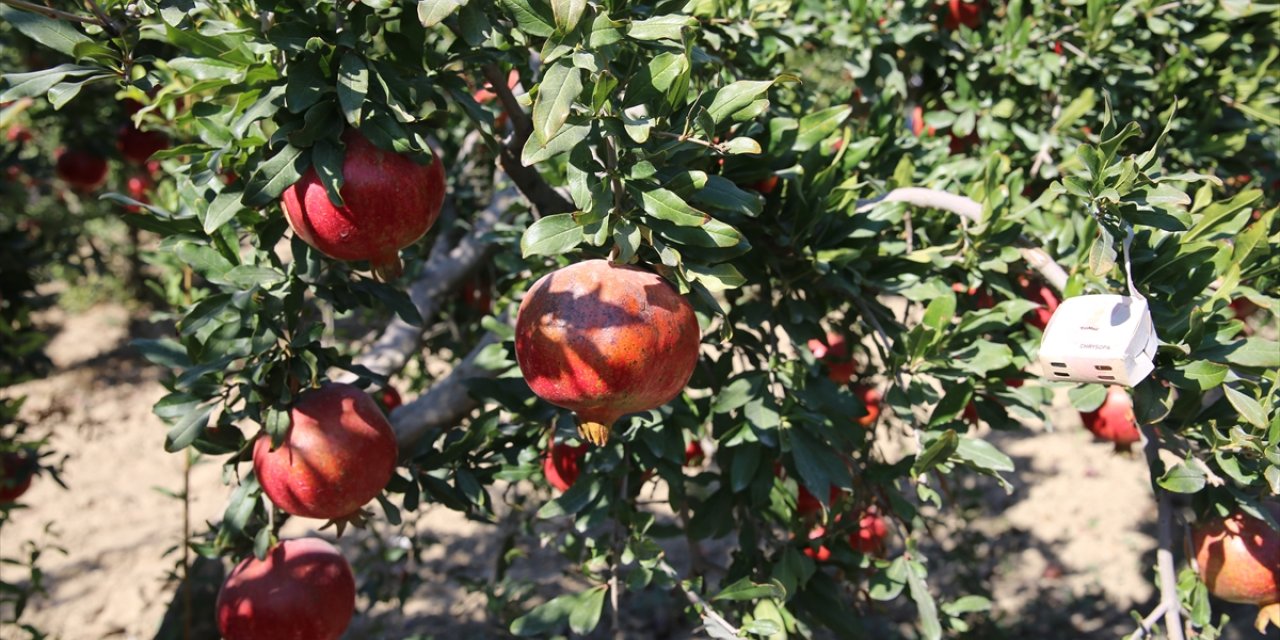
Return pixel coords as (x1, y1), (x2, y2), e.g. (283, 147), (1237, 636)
(521, 213), (584, 257)
(1223, 385), (1267, 428)
(685, 263), (746, 292)
(337, 53), (369, 126)
(418, 0), (464, 27)
(905, 561), (942, 640)
(203, 191), (243, 234)
(532, 61), (581, 144)
(913, 430), (959, 477)
(209, 265), (287, 289)
(0, 64), (97, 102)
(1199, 337), (1280, 368)
(1088, 231), (1116, 276)
(243, 144), (309, 207)
(1158, 460), (1207, 494)
(164, 402), (216, 452)
(498, 0), (554, 37)
(551, 0), (586, 32)
(1183, 189), (1263, 243)
(0, 5), (91, 57)
(522, 117), (590, 165)
(639, 188), (742, 247)
(706, 80), (774, 124)
(921, 292), (956, 334)
(955, 437), (1015, 475)
(713, 577), (786, 602)
(795, 105), (851, 151)
(626, 15), (696, 41)
(511, 585), (606, 636)
(1068, 384), (1107, 412)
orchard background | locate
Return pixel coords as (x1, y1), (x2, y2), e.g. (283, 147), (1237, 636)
(1, 0), (1278, 639)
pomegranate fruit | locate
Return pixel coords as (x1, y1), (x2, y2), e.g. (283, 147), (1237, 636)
(55, 149), (108, 191)
(124, 173), (152, 213)
(378, 386), (402, 411)
(750, 174), (779, 194)
(1193, 502), (1280, 632)
(803, 525), (832, 562)
(116, 124), (169, 164)
(216, 537), (356, 640)
(1079, 385), (1141, 451)
(461, 276), (493, 314)
(1017, 274), (1060, 331)
(0, 451), (35, 503)
(543, 441), (587, 492)
(909, 105), (935, 137)
(797, 484), (842, 517)
(281, 129), (447, 280)
(944, 0), (984, 30)
(808, 332), (854, 384)
(253, 383), (398, 520)
(854, 384), (881, 428)
(952, 282), (995, 309)
(684, 440), (705, 467)
(850, 507), (889, 556)
(514, 259), (700, 446)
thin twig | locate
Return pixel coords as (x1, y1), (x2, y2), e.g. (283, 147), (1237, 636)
(656, 558), (743, 639)
(0, 0), (99, 25)
(1127, 601), (1168, 640)
(82, 0), (119, 35)
(651, 130), (726, 153)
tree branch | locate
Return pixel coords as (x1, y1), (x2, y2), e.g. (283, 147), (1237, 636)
(1137, 422), (1186, 640)
(1, 0), (100, 25)
(855, 187), (1070, 292)
(481, 64), (574, 218)
(389, 330), (500, 453)
(656, 558), (743, 639)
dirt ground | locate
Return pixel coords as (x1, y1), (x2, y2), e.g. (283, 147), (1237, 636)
(0, 303), (1272, 639)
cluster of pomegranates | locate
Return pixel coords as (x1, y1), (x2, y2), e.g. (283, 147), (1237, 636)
(793, 479), (890, 563)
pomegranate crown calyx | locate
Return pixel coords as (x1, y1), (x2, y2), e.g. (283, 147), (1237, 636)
(577, 420), (611, 446)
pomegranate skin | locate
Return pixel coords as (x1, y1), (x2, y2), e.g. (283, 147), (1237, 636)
(1018, 274), (1061, 331)
(809, 332), (853, 384)
(0, 452), (35, 503)
(216, 538), (356, 640)
(684, 440), (705, 467)
(803, 525), (832, 562)
(55, 149), (108, 190)
(543, 442), (587, 492)
(117, 124), (169, 164)
(514, 260), (700, 445)
(1079, 386), (1141, 449)
(850, 508), (889, 556)
(253, 383), (398, 520)
(282, 130), (446, 280)
(1193, 502), (1280, 633)
(854, 384), (881, 428)
(378, 386), (402, 412)
(797, 484), (842, 517)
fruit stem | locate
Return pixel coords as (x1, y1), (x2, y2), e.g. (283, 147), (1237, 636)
(577, 420), (612, 447)
(371, 255), (404, 282)
(1257, 603), (1280, 634)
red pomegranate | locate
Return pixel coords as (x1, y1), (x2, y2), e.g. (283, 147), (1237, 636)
(0, 451), (36, 503)
(281, 129), (447, 280)
(461, 276), (493, 314)
(543, 441), (587, 492)
(116, 124), (169, 164)
(124, 173), (152, 213)
(850, 507), (889, 556)
(944, 0), (984, 30)
(1018, 274), (1060, 331)
(808, 332), (854, 384)
(55, 149), (108, 191)
(514, 260), (701, 446)
(378, 386), (402, 412)
(803, 525), (832, 562)
(1193, 502), (1280, 633)
(948, 131), (979, 155)
(797, 484), (843, 517)
(253, 383), (398, 520)
(952, 282), (995, 309)
(854, 384), (881, 428)
(216, 537), (356, 640)
(750, 174), (779, 195)
(684, 440), (705, 467)
(1079, 385), (1141, 450)
(909, 105), (935, 137)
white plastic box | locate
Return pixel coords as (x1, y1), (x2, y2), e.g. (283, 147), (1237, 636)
(1038, 294), (1158, 387)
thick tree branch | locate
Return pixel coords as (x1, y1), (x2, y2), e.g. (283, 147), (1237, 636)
(389, 331), (500, 453)
(856, 187), (1070, 292)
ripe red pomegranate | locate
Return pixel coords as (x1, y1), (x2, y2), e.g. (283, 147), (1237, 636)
(461, 277), (493, 314)
(1193, 502), (1280, 633)
(944, 0), (984, 29)
(853, 384), (881, 428)
(254, 383), (398, 520)
(797, 484), (843, 517)
(124, 173), (152, 213)
(808, 332), (854, 384)
(0, 451), (36, 503)
(850, 507), (889, 556)
(803, 525), (832, 562)
(1018, 274), (1060, 331)
(216, 538), (356, 640)
(684, 440), (705, 467)
(750, 174), (779, 194)
(1079, 385), (1141, 451)
(116, 124), (169, 164)
(543, 441), (587, 492)
(55, 149), (108, 191)
(282, 129), (447, 280)
(514, 260), (700, 446)
(378, 386), (402, 412)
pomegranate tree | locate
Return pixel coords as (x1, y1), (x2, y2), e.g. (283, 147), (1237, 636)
(514, 260), (700, 446)
(253, 383), (398, 520)
(1193, 503), (1280, 632)
(216, 537), (356, 640)
(281, 129), (447, 280)
(1079, 386), (1141, 451)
